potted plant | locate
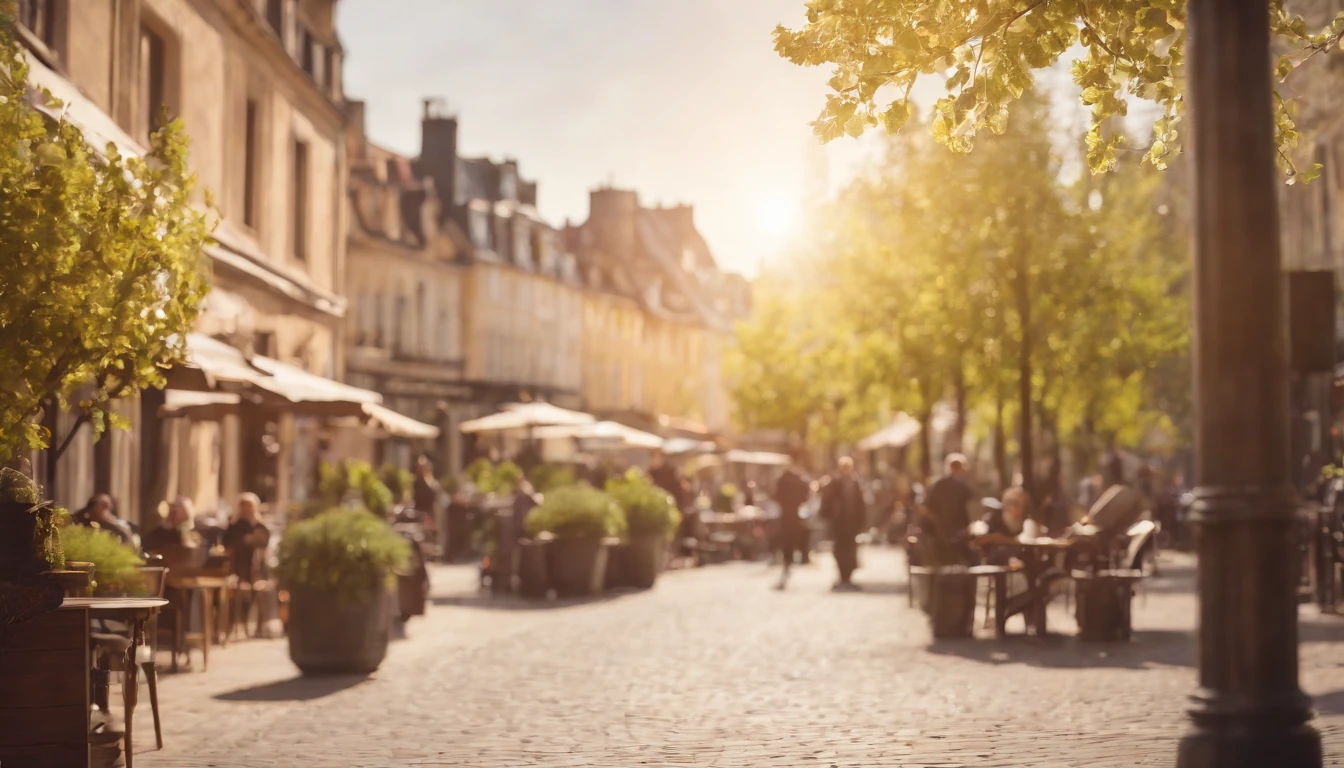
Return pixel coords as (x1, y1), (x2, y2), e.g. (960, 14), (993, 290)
(277, 507), (410, 675)
(59, 524), (146, 596)
(525, 486), (625, 597)
(606, 470), (681, 589)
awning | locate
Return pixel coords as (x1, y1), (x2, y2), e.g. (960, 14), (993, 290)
(857, 412), (922, 451)
(460, 402), (596, 433)
(533, 420), (663, 449)
(725, 450), (791, 466)
(26, 51), (144, 158)
(362, 403), (440, 439)
(160, 390), (242, 421)
(662, 437), (718, 455)
(244, 355), (382, 417)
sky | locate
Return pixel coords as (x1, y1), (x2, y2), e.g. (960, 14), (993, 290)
(335, 0), (877, 277)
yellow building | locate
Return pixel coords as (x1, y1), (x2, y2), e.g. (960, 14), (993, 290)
(17, 0), (353, 520)
(568, 189), (749, 436)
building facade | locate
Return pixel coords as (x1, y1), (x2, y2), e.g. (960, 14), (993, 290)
(17, 0), (350, 521)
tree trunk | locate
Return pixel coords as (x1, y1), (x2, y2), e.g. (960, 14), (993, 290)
(993, 383), (1008, 492)
(951, 360), (967, 456)
(917, 407), (933, 483)
(1014, 244), (1035, 505)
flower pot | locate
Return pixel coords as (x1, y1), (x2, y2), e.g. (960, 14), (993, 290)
(604, 542), (630, 588)
(621, 533), (666, 589)
(912, 567), (977, 639)
(517, 538), (549, 599)
(0, 501), (45, 577)
(287, 584), (392, 675)
(546, 536), (610, 597)
(43, 570), (92, 598)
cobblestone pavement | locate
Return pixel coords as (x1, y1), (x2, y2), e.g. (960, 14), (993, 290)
(137, 547), (1344, 767)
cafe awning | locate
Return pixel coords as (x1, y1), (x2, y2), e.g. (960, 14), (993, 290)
(362, 403), (440, 439)
(725, 450), (791, 467)
(533, 420), (663, 449)
(857, 412), (922, 451)
(460, 402), (596, 433)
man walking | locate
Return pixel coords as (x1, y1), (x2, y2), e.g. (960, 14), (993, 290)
(773, 456), (812, 588)
(820, 456), (866, 591)
(925, 453), (976, 565)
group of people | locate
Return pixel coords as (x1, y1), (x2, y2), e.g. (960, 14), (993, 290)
(72, 490), (273, 583)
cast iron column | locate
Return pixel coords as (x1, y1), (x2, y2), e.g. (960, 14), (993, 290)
(1177, 1), (1321, 766)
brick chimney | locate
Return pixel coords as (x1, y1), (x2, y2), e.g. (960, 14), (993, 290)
(587, 187), (639, 259)
(417, 97), (457, 213)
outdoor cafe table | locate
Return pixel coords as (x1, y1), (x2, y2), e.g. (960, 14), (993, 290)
(972, 534), (1081, 637)
(164, 571), (232, 673)
(60, 597), (168, 768)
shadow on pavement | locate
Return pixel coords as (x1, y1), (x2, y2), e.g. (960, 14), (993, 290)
(430, 588), (638, 611)
(215, 674), (370, 702)
(926, 629), (1195, 669)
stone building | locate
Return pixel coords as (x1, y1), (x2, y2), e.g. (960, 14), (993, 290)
(12, 0), (412, 522)
(342, 100), (470, 472)
(567, 189), (750, 438)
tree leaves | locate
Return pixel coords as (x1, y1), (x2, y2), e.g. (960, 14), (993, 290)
(776, 0), (1344, 177)
(0, 16), (211, 460)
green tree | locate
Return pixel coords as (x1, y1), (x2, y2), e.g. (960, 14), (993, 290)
(0, 13), (211, 468)
(774, 0), (1342, 179)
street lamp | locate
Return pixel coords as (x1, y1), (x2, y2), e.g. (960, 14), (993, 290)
(1178, 1), (1321, 766)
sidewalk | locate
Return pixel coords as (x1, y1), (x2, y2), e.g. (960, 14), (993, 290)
(136, 548), (1344, 767)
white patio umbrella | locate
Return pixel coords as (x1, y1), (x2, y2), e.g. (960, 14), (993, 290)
(532, 420), (664, 449)
(857, 412), (922, 451)
(459, 402), (596, 433)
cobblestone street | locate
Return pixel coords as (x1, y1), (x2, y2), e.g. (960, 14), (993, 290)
(138, 548), (1344, 767)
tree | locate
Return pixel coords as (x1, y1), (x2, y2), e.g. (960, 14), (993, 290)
(0, 14), (211, 471)
(774, 1), (1342, 179)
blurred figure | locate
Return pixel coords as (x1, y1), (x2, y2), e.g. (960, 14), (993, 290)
(820, 457), (866, 591)
(648, 450), (685, 509)
(142, 496), (199, 553)
(223, 492), (270, 582)
(413, 455), (442, 553)
(925, 453), (976, 564)
(773, 457), (811, 589)
(73, 493), (134, 545)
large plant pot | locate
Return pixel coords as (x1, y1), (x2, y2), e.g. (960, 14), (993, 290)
(0, 502), (44, 577)
(546, 536), (610, 597)
(912, 567), (977, 639)
(43, 570), (91, 598)
(0, 606), (90, 768)
(604, 542), (630, 589)
(621, 533), (666, 589)
(287, 584), (392, 675)
(517, 539), (549, 599)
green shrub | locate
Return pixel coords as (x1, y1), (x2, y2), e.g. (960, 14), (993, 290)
(381, 465), (415, 503)
(464, 458), (494, 485)
(439, 474), (460, 495)
(713, 482), (739, 514)
(528, 463), (576, 493)
(312, 460), (394, 517)
(277, 507), (411, 601)
(606, 469), (682, 540)
(524, 485), (626, 540)
(492, 461), (523, 495)
(60, 524), (145, 595)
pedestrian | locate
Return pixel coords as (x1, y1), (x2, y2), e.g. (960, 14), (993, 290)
(222, 492), (271, 583)
(648, 449), (685, 509)
(820, 456), (866, 591)
(924, 453), (976, 565)
(773, 456), (812, 588)
(413, 455), (442, 554)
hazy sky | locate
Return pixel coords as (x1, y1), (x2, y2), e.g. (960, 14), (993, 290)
(336, 0), (871, 276)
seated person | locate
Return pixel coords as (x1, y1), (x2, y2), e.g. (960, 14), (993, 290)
(977, 487), (1029, 566)
(72, 493), (135, 546)
(223, 492), (271, 583)
(142, 497), (201, 554)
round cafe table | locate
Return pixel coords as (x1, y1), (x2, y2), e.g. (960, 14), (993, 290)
(60, 597), (168, 768)
(972, 535), (1077, 636)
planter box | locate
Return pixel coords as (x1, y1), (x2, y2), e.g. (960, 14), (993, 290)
(911, 567), (977, 639)
(287, 585), (392, 675)
(0, 501), (46, 577)
(1074, 573), (1137, 642)
(517, 539), (549, 599)
(0, 608), (90, 768)
(604, 542), (631, 589)
(546, 537), (611, 597)
(621, 534), (666, 589)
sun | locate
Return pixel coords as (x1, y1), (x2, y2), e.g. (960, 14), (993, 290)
(756, 195), (801, 240)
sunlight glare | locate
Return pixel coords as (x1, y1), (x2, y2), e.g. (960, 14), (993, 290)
(757, 195), (801, 240)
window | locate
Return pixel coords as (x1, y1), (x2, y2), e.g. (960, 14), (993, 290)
(139, 24), (168, 140)
(16, 0), (58, 50)
(469, 209), (491, 250)
(393, 296), (407, 355)
(291, 139), (309, 260)
(243, 99), (259, 229)
(266, 0), (284, 39)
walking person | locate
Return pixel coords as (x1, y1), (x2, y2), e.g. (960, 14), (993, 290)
(412, 456), (443, 558)
(820, 456), (867, 591)
(773, 456), (812, 589)
(924, 453), (977, 565)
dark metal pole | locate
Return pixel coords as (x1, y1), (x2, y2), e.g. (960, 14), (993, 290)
(1178, 0), (1321, 765)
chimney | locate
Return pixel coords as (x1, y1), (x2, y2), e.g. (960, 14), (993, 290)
(346, 100), (367, 161)
(418, 97), (457, 211)
(588, 187), (640, 259)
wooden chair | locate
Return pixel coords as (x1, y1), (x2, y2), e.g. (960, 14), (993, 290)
(88, 566), (169, 758)
(136, 566), (168, 751)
